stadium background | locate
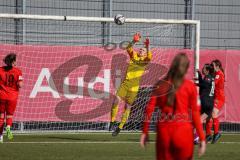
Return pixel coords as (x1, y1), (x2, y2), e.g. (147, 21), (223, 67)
(0, 0), (239, 132)
(0, 0), (239, 49)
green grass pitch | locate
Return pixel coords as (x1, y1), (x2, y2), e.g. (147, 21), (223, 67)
(0, 133), (240, 160)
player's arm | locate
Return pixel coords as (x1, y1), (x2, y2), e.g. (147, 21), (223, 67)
(194, 70), (202, 86)
(144, 37), (152, 61)
(197, 70), (203, 82)
(141, 93), (157, 148)
(190, 84), (206, 156)
(126, 33), (141, 58)
(17, 71), (23, 88)
(190, 84), (205, 142)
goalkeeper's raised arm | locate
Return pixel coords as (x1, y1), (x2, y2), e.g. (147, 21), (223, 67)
(143, 37), (152, 61)
(126, 32), (141, 56)
(126, 33), (152, 62)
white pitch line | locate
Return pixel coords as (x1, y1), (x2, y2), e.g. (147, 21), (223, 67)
(219, 142), (240, 144)
(2, 141), (240, 144)
(11, 132), (144, 136)
(8, 133), (240, 136)
(3, 141), (145, 144)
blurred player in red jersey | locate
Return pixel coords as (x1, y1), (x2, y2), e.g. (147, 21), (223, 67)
(140, 53), (206, 160)
(0, 53), (23, 142)
(205, 59), (225, 144)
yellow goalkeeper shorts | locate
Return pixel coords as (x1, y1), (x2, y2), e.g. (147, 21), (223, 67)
(116, 82), (139, 105)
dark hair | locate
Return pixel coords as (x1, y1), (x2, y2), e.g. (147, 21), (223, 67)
(3, 53), (16, 70)
(4, 53), (16, 66)
(212, 59), (224, 75)
(203, 63), (215, 76)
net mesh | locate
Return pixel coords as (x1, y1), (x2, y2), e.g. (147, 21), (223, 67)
(0, 17), (197, 132)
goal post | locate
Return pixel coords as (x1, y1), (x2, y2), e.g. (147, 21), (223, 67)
(0, 13), (200, 132)
(0, 13), (200, 73)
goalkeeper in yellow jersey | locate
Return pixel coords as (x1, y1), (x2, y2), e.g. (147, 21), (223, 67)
(110, 33), (152, 136)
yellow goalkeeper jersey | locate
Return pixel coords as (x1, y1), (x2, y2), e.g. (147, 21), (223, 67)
(123, 46), (152, 91)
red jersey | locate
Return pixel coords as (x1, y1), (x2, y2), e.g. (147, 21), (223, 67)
(143, 79), (205, 141)
(0, 66), (23, 100)
(214, 70), (225, 101)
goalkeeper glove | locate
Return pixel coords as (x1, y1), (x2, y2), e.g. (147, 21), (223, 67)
(133, 33), (141, 43)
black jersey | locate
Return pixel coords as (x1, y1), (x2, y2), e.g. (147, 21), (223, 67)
(197, 72), (215, 115)
(198, 72), (214, 98)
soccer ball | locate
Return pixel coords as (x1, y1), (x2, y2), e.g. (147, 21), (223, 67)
(114, 14), (125, 25)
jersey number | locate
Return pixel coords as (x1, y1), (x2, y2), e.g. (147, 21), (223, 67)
(5, 74), (15, 87)
(209, 81), (215, 96)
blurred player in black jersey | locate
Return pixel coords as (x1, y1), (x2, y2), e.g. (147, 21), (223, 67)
(198, 64), (215, 120)
(194, 63), (215, 144)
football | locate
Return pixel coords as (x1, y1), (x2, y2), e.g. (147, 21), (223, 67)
(114, 14), (125, 25)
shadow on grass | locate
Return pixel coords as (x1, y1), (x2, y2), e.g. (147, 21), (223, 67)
(47, 136), (90, 141)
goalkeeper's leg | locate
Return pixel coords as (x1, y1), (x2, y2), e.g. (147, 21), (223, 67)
(110, 83), (128, 131)
(112, 89), (138, 136)
(109, 96), (121, 131)
(112, 103), (131, 136)
(119, 104), (131, 130)
(111, 96), (121, 123)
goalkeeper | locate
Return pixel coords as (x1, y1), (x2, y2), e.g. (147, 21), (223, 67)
(110, 33), (152, 136)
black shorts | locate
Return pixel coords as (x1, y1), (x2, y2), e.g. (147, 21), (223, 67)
(200, 96), (214, 116)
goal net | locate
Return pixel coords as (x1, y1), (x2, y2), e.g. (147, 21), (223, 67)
(0, 14), (200, 132)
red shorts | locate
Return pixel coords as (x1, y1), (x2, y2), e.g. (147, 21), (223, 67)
(156, 123), (194, 160)
(0, 99), (17, 115)
(214, 99), (225, 110)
